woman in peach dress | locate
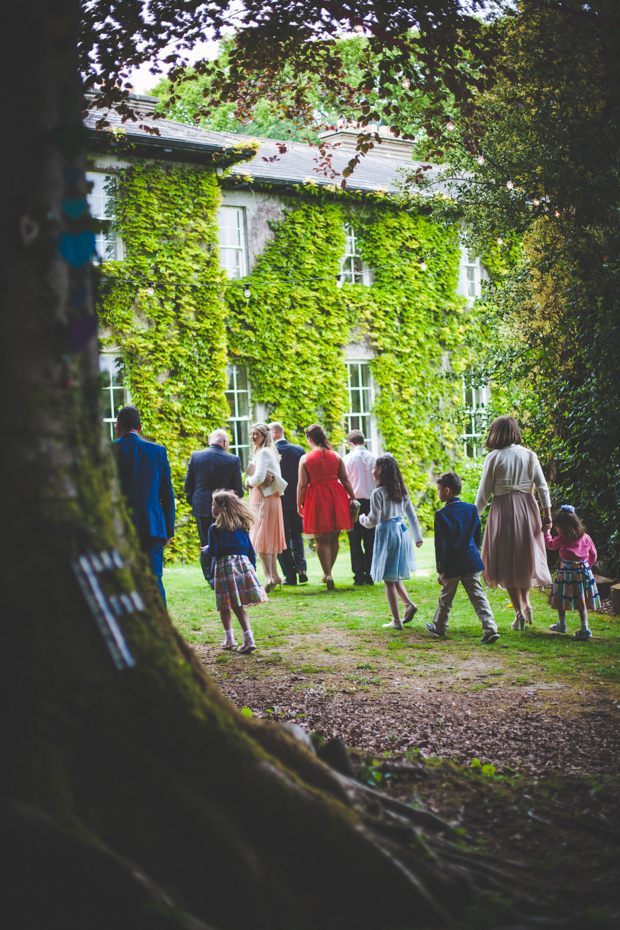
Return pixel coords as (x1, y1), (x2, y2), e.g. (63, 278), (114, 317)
(245, 422), (287, 593)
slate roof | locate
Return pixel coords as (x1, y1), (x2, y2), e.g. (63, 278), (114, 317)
(85, 104), (448, 196)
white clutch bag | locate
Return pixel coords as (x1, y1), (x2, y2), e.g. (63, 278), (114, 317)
(261, 471), (288, 497)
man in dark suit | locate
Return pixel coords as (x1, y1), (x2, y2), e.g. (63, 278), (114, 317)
(113, 406), (175, 605)
(270, 422), (308, 585)
(184, 429), (244, 588)
(426, 471), (499, 645)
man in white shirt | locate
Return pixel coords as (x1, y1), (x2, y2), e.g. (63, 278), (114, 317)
(343, 429), (376, 585)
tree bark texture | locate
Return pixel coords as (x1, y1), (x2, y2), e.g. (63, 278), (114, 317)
(0, 4), (547, 929)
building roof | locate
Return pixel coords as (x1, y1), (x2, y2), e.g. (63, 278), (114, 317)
(85, 102), (256, 167)
(85, 97), (448, 196)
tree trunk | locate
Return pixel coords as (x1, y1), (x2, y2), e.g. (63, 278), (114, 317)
(0, 4), (542, 929)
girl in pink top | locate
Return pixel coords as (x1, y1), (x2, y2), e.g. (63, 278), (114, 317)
(545, 505), (600, 640)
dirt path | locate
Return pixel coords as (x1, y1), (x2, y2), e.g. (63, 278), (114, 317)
(195, 627), (620, 778)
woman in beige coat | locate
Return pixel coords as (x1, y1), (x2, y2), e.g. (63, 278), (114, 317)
(476, 416), (552, 630)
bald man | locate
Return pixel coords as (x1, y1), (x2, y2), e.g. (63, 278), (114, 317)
(184, 429), (244, 588)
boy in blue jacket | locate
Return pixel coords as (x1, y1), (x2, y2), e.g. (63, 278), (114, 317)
(426, 472), (499, 645)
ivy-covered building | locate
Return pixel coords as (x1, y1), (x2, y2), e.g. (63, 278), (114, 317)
(86, 95), (486, 559)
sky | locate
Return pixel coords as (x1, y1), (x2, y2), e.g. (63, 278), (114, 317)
(128, 38), (219, 95)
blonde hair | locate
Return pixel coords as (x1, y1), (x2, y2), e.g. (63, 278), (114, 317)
(251, 422), (281, 460)
(212, 490), (254, 532)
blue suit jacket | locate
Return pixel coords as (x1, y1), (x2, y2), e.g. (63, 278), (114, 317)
(434, 497), (484, 579)
(275, 438), (305, 512)
(184, 444), (244, 517)
(114, 433), (175, 541)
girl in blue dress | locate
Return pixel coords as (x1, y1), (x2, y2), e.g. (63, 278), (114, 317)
(360, 456), (424, 630)
(201, 490), (267, 653)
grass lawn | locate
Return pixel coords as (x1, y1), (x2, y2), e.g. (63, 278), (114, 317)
(166, 536), (620, 693)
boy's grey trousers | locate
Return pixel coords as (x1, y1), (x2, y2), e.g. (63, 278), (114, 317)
(433, 572), (497, 634)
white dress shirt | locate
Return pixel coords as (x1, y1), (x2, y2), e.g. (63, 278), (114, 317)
(343, 445), (376, 499)
(360, 487), (423, 542)
(475, 444), (551, 514)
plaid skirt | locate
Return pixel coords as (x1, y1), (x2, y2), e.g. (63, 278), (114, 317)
(214, 555), (268, 611)
(548, 560), (601, 612)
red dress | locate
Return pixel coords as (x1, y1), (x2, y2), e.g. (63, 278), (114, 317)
(303, 449), (353, 535)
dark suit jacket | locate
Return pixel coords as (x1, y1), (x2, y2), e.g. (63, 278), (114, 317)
(275, 438), (305, 512)
(184, 444), (244, 516)
(434, 497), (484, 579)
(114, 432), (175, 541)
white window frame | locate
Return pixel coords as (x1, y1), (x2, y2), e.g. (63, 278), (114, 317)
(345, 360), (375, 452)
(459, 249), (484, 301)
(86, 172), (123, 261)
(462, 381), (491, 457)
(100, 352), (128, 439)
(342, 224), (371, 285)
(217, 206), (247, 280)
(226, 364), (252, 469)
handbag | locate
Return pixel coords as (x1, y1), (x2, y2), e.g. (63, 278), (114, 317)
(261, 470), (288, 496)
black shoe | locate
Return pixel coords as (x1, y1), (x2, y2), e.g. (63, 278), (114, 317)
(353, 577), (365, 586)
(298, 572), (308, 584)
(364, 575), (374, 586)
(283, 578), (297, 586)
(480, 631), (500, 645)
(425, 622), (446, 638)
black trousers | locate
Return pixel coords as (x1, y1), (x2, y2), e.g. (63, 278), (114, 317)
(347, 498), (375, 581)
(195, 514), (215, 587)
(277, 509), (307, 582)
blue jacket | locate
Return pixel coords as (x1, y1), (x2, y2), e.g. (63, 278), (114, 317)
(114, 432), (175, 541)
(184, 444), (244, 517)
(434, 497), (484, 579)
(275, 437), (305, 512)
(204, 526), (256, 569)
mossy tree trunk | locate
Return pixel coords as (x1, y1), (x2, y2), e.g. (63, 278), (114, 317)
(0, 4), (532, 929)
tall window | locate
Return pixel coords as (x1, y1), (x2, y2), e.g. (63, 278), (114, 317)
(86, 172), (122, 261)
(100, 353), (126, 439)
(461, 251), (480, 300)
(226, 364), (252, 469)
(345, 361), (373, 450)
(217, 206), (247, 279)
(342, 224), (369, 285)
(462, 383), (489, 457)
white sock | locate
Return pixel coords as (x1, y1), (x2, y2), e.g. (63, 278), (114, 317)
(243, 629), (255, 643)
(581, 618), (589, 631)
(224, 629), (235, 643)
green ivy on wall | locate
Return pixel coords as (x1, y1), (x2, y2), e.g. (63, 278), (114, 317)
(98, 161), (475, 562)
(98, 162), (228, 562)
(226, 191), (469, 526)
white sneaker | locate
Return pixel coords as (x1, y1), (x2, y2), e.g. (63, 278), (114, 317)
(383, 619), (403, 630)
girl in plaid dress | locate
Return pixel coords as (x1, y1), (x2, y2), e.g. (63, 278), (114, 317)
(201, 490), (267, 653)
(545, 505), (600, 641)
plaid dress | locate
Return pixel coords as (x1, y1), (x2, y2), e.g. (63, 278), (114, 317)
(548, 560), (601, 612)
(214, 555), (268, 611)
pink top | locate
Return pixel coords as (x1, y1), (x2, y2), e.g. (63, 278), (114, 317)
(544, 532), (597, 567)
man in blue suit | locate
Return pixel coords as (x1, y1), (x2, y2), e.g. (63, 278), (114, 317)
(426, 471), (499, 645)
(270, 422), (308, 585)
(184, 429), (244, 588)
(114, 406), (175, 605)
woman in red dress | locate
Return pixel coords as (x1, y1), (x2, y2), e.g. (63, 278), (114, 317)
(297, 424), (356, 589)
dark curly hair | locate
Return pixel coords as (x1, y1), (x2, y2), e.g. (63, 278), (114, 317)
(374, 455), (408, 503)
(552, 508), (586, 542)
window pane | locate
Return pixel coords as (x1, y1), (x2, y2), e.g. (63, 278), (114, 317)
(348, 364), (360, 390)
(220, 248), (243, 280)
